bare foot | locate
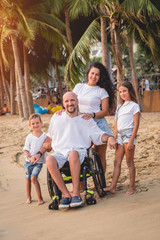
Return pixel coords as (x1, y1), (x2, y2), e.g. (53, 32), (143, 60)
(38, 199), (45, 205)
(125, 189), (135, 195)
(25, 199), (32, 204)
(103, 186), (116, 194)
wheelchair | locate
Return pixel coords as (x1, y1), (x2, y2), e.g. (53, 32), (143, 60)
(47, 148), (106, 210)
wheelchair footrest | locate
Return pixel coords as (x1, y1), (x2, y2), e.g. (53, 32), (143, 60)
(86, 196), (96, 205)
(48, 200), (59, 210)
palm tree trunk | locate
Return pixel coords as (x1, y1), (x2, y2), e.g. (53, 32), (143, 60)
(65, 8), (73, 49)
(44, 75), (52, 102)
(100, 17), (108, 69)
(23, 44), (34, 116)
(11, 34), (29, 119)
(0, 75), (4, 107)
(16, 71), (24, 118)
(64, 7), (73, 91)
(0, 57), (10, 107)
(10, 60), (16, 115)
(127, 36), (143, 111)
(110, 19), (124, 104)
(55, 63), (63, 103)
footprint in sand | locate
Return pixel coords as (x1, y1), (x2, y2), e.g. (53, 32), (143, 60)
(136, 186), (148, 193)
(11, 152), (24, 168)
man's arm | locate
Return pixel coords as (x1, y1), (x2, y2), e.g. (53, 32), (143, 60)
(34, 136), (52, 163)
(101, 134), (117, 149)
(87, 118), (117, 149)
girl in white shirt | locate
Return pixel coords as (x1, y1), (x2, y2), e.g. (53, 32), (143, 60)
(73, 62), (115, 174)
(104, 81), (140, 195)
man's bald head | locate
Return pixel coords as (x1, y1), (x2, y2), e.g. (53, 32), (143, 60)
(63, 91), (78, 115)
(63, 91), (77, 102)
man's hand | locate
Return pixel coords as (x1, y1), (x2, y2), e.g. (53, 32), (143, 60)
(40, 136), (52, 152)
(33, 153), (41, 163)
(29, 156), (36, 163)
(43, 142), (52, 152)
(108, 136), (117, 149)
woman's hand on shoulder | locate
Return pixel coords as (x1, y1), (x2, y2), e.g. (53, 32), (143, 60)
(56, 109), (65, 115)
(82, 113), (94, 120)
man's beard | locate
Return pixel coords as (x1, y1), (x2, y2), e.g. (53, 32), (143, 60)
(66, 106), (76, 113)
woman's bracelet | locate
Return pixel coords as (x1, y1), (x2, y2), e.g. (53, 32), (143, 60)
(93, 113), (96, 118)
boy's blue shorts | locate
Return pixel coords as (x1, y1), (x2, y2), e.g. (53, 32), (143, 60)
(24, 162), (43, 179)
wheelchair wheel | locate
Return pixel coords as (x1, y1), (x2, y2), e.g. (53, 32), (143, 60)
(47, 169), (62, 201)
(90, 151), (106, 198)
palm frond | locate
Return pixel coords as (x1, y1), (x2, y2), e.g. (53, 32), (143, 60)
(49, 0), (64, 14)
(14, 3), (34, 39)
(27, 12), (66, 31)
(68, 0), (95, 20)
(120, 0), (140, 14)
(149, 0), (160, 11)
(0, 26), (16, 68)
(23, 0), (50, 13)
(39, 27), (70, 52)
(65, 19), (100, 88)
(140, 0), (160, 16)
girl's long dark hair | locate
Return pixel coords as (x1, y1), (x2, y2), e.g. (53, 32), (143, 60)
(118, 81), (138, 104)
(87, 62), (115, 109)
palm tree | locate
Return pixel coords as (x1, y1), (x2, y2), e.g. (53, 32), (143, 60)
(0, 0), (69, 118)
(9, 60), (16, 115)
(23, 44), (34, 115)
(0, 0), (33, 119)
(23, 0), (70, 102)
(64, 0), (160, 106)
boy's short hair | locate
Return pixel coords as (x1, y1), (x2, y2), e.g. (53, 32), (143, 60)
(29, 113), (42, 123)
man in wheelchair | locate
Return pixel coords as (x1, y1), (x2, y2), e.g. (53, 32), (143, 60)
(42, 92), (116, 209)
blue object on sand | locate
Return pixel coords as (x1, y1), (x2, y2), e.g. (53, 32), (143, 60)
(33, 104), (48, 114)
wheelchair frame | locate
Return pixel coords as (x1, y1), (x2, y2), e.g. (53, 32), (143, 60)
(47, 148), (106, 210)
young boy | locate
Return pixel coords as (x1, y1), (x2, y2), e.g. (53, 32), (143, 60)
(24, 113), (47, 205)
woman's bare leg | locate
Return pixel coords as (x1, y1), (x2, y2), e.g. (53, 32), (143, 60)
(94, 143), (107, 173)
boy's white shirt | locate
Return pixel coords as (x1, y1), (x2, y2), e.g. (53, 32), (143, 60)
(23, 131), (47, 163)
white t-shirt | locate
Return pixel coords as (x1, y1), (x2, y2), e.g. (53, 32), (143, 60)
(73, 83), (109, 113)
(47, 112), (105, 157)
(23, 132), (47, 163)
(117, 101), (140, 131)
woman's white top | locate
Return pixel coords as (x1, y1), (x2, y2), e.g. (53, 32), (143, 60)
(23, 132), (47, 163)
(73, 83), (109, 113)
(117, 101), (140, 131)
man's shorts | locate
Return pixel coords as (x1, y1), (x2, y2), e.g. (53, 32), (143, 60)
(117, 128), (137, 146)
(50, 149), (87, 169)
(24, 162), (43, 179)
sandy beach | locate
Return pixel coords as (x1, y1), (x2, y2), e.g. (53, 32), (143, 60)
(0, 112), (160, 240)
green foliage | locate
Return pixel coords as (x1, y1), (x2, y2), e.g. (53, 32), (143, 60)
(65, 19), (101, 87)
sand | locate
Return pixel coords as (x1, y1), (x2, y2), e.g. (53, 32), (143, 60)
(0, 112), (160, 240)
